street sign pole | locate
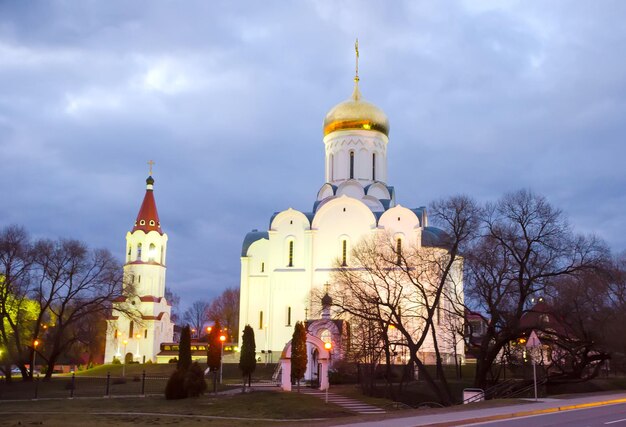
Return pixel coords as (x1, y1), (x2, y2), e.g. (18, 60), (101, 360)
(526, 330), (542, 401)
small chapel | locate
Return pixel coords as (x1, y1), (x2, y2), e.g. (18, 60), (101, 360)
(104, 173), (174, 363)
(238, 44), (463, 371)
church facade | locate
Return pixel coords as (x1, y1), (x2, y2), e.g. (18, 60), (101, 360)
(239, 63), (464, 364)
(104, 175), (174, 363)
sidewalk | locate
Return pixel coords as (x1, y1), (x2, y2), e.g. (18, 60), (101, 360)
(329, 392), (626, 427)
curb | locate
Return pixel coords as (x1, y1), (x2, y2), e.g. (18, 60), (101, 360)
(423, 397), (626, 426)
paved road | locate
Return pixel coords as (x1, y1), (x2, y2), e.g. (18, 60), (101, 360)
(330, 393), (626, 427)
(465, 402), (626, 426)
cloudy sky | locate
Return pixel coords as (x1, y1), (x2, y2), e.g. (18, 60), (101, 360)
(1, 1), (625, 310)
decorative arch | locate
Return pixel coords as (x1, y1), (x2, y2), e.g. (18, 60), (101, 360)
(279, 333), (331, 391)
(270, 208), (311, 230)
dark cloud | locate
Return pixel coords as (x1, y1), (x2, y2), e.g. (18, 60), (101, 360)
(1, 1), (625, 308)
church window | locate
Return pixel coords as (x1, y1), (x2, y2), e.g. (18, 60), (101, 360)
(288, 241), (294, 267)
(396, 238), (402, 265)
(137, 243), (142, 260)
(140, 219), (146, 225)
(259, 311), (264, 329)
(437, 305), (441, 325)
(349, 151), (355, 179)
(129, 321), (134, 337)
(127, 246), (131, 259)
(320, 329), (331, 344)
(341, 240), (348, 266)
(160, 246), (164, 264)
(144, 329), (148, 338)
(286, 306), (291, 326)
(148, 243), (156, 261)
(261, 262), (265, 273)
(290, 220), (293, 225)
(372, 153), (376, 180)
(149, 220), (155, 226)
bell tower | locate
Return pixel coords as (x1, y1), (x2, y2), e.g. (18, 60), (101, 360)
(104, 166), (174, 364)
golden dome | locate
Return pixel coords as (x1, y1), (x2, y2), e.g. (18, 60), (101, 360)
(323, 82), (389, 137)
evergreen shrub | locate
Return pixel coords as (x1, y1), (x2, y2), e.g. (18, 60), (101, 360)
(165, 369), (187, 400)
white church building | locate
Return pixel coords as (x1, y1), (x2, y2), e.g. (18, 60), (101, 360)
(239, 56), (463, 365)
(104, 175), (174, 363)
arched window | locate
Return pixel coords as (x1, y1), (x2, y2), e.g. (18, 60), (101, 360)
(261, 262), (265, 273)
(160, 246), (164, 264)
(286, 306), (291, 326)
(259, 311), (264, 329)
(372, 153), (376, 180)
(137, 243), (142, 260)
(148, 243), (156, 261)
(129, 321), (134, 338)
(349, 151), (355, 179)
(396, 238), (402, 265)
(341, 240), (348, 267)
(127, 246), (131, 260)
(288, 241), (294, 267)
(320, 329), (331, 344)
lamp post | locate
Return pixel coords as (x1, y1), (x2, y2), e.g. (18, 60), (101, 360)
(219, 334), (226, 384)
(324, 341), (332, 403)
(122, 339), (128, 377)
(32, 340), (40, 376)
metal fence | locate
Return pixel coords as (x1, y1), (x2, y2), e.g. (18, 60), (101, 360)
(0, 372), (169, 400)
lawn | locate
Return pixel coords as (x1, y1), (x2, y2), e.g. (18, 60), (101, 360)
(0, 390), (353, 426)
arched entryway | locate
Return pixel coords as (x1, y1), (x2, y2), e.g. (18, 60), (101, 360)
(279, 333), (331, 391)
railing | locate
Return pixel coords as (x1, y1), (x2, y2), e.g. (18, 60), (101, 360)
(271, 363), (282, 385)
(0, 371), (170, 400)
(505, 377), (548, 399)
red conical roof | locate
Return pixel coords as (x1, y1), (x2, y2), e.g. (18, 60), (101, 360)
(132, 176), (163, 234)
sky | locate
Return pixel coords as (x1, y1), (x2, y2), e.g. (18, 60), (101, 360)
(1, 1), (625, 310)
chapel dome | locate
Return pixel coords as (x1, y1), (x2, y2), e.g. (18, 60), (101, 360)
(323, 83), (389, 137)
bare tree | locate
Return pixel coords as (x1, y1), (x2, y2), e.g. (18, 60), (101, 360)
(330, 195), (480, 405)
(183, 301), (210, 339)
(466, 189), (608, 388)
(0, 225), (37, 381)
(207, 288), (239, 343)
(31, 238), (138, 379)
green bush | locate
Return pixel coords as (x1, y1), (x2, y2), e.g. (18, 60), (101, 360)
(184, 362), (208, 397)
(165, 369), (187, 400)
(145, 359), (153, 364)
(112, 358), (121, 365)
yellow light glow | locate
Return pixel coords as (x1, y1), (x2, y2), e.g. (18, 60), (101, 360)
(324, 342), (332, 350)
(206, 326), (212, 332)
(123, 339), (128, 345)
(219, 335), (226, 342)
(136, 334), (141, 339)
(33, 340), (40, 347)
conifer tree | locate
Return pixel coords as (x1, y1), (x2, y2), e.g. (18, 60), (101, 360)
(178, 325), (192, 371)
(290, 321), (307, 392)
(239, 325), (256, 390)
(206, 320), (222, 393)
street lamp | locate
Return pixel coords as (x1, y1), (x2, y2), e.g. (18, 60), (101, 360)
(219, 334), (226, 384)
(32, 340), (40, 376)
(122, 339), (128, 377)
(324, 341), (332, 403)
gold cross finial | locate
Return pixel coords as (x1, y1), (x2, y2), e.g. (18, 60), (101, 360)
(354, 38), (360, 83)
(324, 282), (331, 294)
(147, 160), (155, 176)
